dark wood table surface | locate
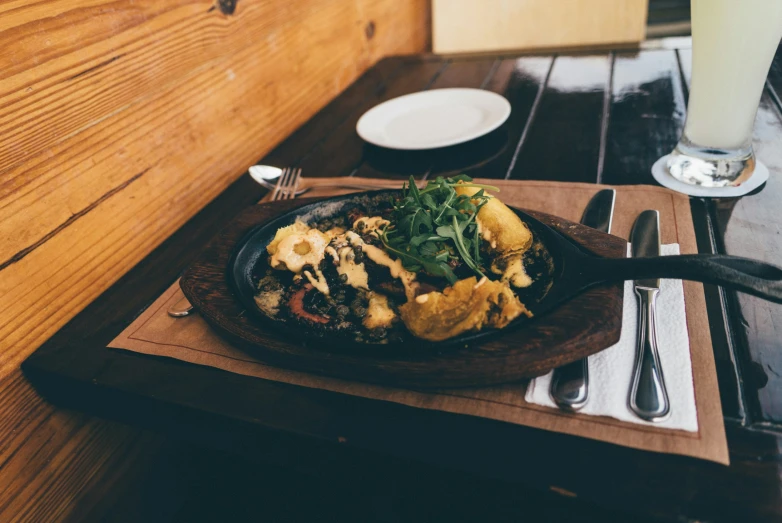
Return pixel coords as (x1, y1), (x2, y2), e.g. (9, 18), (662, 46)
(23, 41), (782, 522)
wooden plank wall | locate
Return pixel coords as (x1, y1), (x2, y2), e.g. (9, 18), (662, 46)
(0, 0), (428, 519)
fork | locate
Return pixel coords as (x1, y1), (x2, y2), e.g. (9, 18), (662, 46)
(249, 164), (395, 195)
(168, 168), (301, 318)
(270, 167), (302, 201)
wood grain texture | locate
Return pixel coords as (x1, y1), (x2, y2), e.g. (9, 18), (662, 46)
(180, 197), (625, 387)
(601, 49), (686, 185)
(0, 1), (428, 520)
(432, 0), (648, 54)
(509, 54), (611, 182)
(468, 56), (553, 179)
(18, 49), (782, 521)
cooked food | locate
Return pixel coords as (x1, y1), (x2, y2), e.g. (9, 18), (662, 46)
(254, 175), (543, 344)
(399, 276), (531, 342)
(454, 185), (534, 288)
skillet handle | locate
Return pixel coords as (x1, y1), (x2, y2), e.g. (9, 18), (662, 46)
(588, 254), (782, 304)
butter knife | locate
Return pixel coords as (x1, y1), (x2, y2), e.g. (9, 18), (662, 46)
(550, 189), (616, 410)
(628, 210), (671, 421)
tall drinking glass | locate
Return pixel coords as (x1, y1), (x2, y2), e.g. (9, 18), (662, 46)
(666, 0), (782, 188)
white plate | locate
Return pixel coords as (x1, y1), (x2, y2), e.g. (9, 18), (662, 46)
(356, 88), (511, 150)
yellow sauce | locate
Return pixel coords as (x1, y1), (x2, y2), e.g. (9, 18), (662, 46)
(325, 227), (346, 239)
(271, 229), (331, 294)
(267, 221), (310, 255)
(363, 292), (396, 329)
(325, 246), (339, 264)
(345, 232), (418, 300)
(303, 269), (330, 295)
(353, 216), (390, 236)
(337, 246), (369, 290)
(500, 255), (533, 288)
(477, 218), (498, 250)
(270, 229), (329, 272)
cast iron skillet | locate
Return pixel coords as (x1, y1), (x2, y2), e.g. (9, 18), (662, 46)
(229, 190), (782, 351)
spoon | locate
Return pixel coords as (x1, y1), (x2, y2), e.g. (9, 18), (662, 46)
(248, 165), (284, 191)
(247, 164), (401, 195)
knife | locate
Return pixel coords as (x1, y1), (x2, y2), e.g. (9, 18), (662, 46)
(549, 189), (616, 411)
(628, 210), (671, 421)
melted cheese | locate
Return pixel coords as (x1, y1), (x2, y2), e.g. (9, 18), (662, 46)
(354, 216), (390, 236)
(325, 227), (345, 239)
(498, 255), (532, 288)
(337, 247), (369, 290)
(477, 218), (498, 250)
(363, 292), (396, 329)
(415, 294), (430, 304)
(268, 220), (420, 302)
(270, 229), (329, 273)
(345, 232), (418, 300)
(270, 228), (331, 294)
(267, 220), (310, 255)
(325, 246), (340, 264)
(303, 269), (330, 295)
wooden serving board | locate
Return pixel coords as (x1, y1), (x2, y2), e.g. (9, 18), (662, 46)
(180, 197), (627, 388)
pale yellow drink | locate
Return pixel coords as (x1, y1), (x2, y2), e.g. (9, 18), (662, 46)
(685, 0), (782, 149)
(667, 0), (782, 187)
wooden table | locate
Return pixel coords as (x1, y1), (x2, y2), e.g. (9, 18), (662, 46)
(23, 42), (782, 521)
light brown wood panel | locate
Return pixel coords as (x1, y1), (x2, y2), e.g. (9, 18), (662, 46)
(359, 0), (431, 63)
(0, 0), (428, 519)
(432, 0), (648, 54)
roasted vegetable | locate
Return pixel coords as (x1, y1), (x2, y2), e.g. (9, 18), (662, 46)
(399, 277), (531, 342)
(454, 184), (534, 288)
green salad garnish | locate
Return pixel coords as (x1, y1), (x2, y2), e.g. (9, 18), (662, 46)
(379, 174), (499, 284)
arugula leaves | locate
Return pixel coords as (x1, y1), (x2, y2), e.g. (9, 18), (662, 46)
(378, 174), (499, 284)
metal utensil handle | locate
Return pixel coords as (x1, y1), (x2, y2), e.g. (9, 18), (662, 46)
(305, 182), (393, 191)
(168, 296), (195, 318)
(298, 181), (424, 195)
(549, 357), (589, 410)
(628, 287), (670, 421)
(549, 188), (615, 410)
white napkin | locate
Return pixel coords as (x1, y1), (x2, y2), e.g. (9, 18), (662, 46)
(525, 244), (698, 432)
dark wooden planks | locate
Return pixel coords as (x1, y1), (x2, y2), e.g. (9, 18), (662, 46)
(428, 58), (499, 90)
(601, 49), (686, 185)
(463, 56), (553, 179)
(295, 59), (447, 179)
(426, 58), (535, 180)
(507, 54), (610, 183)
(261, 57), (404, 170)
(713, 91), (782, 425)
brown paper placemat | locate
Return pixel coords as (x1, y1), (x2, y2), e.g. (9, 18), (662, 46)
(110, 178), (728, 464)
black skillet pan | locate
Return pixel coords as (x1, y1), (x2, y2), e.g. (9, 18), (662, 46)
(229, 190), (782, 352)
